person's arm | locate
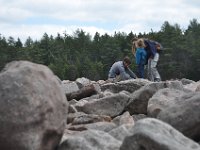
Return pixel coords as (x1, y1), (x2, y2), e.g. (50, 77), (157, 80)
(126, 67), (137, 79)
(118, 64), (132, 80)
(132, 43), (136, 57)
(153, 53), (159, 62)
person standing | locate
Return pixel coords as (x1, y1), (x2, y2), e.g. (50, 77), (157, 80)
(131, 38), (138, 57)
(135, 39), (147, 78)
(147, 42), (162, 82)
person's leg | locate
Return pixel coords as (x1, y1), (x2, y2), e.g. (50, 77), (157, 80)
(151, 67), (161, 82)
(155, 70), (161, 81)
(141, 64), (145, 78)
(147, 59), (154, 81)
(137, 65), (141, 78)
(115, 75), (122, 82)
(138, 64), (144, 78)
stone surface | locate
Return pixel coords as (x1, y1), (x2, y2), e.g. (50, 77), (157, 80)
(147, 88), (187, 117)
(0, 61), (69, 150)
(75, 92), (130, 117)
(157, 92), (200, 141)
(120, 118), (200, 150)
(125, 80), (184, 114)
(58, 129), (121, 150)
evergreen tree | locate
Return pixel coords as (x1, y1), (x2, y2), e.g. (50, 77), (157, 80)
(1, 19), (200, 81)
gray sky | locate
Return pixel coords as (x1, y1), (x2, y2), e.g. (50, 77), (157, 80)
(1, 0), (200, 43)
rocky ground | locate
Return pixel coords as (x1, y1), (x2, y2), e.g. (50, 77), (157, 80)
(0, 61), (200, 150)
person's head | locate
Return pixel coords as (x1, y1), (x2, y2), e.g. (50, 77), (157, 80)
(123, 56), (131, 68)
(156, 43), (162, 53)
(137, 39), (145, 48)
(132, 37), (138, 43)
(132, 37), (138, 47)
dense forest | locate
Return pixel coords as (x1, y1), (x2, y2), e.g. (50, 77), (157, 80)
(0, 19), (200, 81)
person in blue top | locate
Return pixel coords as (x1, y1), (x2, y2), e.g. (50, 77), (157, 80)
(108, 56), (137, 82)
(132, 38), (162, 81)
(135, 39), (147, 78)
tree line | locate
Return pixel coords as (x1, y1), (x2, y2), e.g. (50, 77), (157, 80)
(0, 19), (200, 81)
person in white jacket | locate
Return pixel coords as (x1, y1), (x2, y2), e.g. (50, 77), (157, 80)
(147, 44), (161, 82)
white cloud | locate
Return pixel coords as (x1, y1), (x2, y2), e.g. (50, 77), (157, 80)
(0, 0), (200, 43)
(0, 23), (111, 43)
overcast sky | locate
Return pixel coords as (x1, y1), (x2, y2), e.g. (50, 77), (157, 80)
(1, 0), (200, 43)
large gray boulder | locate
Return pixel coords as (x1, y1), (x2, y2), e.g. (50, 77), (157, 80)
(109, 124), (134, 142)
(58, 129), (121, 150)
(125, 80), (184, 114)
(183, 81), (200, 92)
(100, 78), (150, 93)
(0, 61), (69, 150)
(67, 122), (117, 133)
(74, 92), (130, 117)
(180, 78), (195, 85)
(62, 78), (101, 101)
(120, 118), (200, 150)
(157, 92), (200, 141)
(147, 88), (187, 117)
(62, 80), (79, 94)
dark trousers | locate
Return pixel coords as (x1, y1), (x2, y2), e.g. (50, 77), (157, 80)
(137, 64), (145, 78)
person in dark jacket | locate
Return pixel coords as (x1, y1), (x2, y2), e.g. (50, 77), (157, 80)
(147, 43), (162, 82)
(108, 56), (137, 82)
(132, 38), (162, 81)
